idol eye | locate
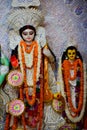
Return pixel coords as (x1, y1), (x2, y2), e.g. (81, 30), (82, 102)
(22, 32), (28, 35)
(68, 53), (71, 55)
(73, 52), (76, 55)
(29, 31), (34, 35)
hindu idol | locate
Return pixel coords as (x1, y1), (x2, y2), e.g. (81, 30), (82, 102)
(57, 45), (87, 129)
(3, 6), (65, 130)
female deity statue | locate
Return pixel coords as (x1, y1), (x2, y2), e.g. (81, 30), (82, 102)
(3, 8), (65, 130)
(57, 45), (87, 129)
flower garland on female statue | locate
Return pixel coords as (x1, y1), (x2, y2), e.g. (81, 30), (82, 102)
(58, 46), (86, 128)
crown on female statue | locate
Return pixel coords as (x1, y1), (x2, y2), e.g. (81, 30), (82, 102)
(7, 8), (44, 31)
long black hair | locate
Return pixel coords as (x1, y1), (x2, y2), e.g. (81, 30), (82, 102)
(19, 25), (36, 41)
(62, 46), (83, 63)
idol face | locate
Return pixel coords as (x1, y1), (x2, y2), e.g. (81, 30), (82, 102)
(67, 49), (76, 61)
(22, 28), (35, 43)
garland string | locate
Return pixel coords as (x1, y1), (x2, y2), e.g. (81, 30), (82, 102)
(62, 59), (83, 115)
(4, 113), (11, 130)
(38, 50), (43, 130)
(12, 117), (18, 130)
(20, 41), (38, 106)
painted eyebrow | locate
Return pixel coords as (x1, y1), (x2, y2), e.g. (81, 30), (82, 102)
(22, 30), (34, 34)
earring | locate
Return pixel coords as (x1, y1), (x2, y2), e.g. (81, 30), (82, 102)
(65, 57), (68, 59)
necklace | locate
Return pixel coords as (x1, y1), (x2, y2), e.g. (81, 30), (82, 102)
(63, 60), (78, 81)
(58, 58), (86, 122)
(21, 41), (35, 54)
(62, 59), (83, 115)
(20, 40), (38, 106)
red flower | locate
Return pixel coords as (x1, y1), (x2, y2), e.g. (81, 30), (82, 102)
(10, 55), (18, 68)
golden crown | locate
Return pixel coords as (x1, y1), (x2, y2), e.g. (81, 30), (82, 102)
(7, 8), (44, 31)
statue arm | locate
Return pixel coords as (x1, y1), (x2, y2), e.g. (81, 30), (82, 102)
(43, 44), (55, 63)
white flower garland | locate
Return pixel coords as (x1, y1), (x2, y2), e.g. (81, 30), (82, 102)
(24, 47), (34, 68)
(18, 41), (41, 86)
(58, 57), (87, 122)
